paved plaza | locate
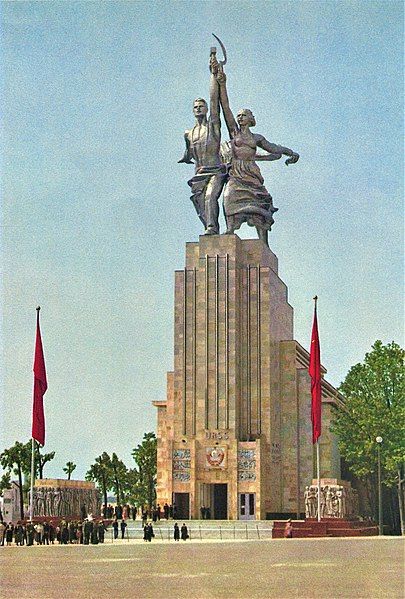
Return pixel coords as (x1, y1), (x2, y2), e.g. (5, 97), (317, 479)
(1, 536), (403, 598)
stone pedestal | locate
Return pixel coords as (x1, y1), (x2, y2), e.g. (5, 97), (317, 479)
(154, 235), (342, 519)
(272, 518), (378, 538)
(304, 478), (359, 519)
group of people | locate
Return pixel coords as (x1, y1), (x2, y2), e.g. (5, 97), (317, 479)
(173, 523), (189, 541)
(102, 503), (178, 522)
(0, 518), (107, 546)
(102, 504), (137, 520)
(199, 505), (212, 519)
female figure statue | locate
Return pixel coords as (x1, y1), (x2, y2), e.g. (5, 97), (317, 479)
(215, 65), (299, 246)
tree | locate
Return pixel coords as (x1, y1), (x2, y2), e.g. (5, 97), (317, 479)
(0, 441), (31, 520)
(63, 461), (76, 480)
(34, 441), (55, 479)
(131, 432), (157, 508)
(0, 472), (11, 496)
(86, 452), (113, 515)
(331, 341), (405, 534)
(110, 453), (128, 506)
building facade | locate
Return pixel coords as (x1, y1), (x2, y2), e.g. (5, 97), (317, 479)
(154, 235), (341, 520)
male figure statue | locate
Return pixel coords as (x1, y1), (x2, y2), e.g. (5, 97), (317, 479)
(178, 50), (227, 235)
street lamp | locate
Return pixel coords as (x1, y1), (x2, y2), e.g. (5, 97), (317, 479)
(376, 436), (383, 535)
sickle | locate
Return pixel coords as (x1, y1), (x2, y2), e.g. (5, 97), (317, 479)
(212, 33), (227, 66)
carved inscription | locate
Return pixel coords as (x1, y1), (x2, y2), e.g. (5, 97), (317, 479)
(173, 448), (191, 482)
(238, 449), (256, 481)
(205, 430), (229, 441)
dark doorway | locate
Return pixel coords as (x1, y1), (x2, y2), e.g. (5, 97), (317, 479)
(213, 484), (227, 519)
(173, 493), (190, 519)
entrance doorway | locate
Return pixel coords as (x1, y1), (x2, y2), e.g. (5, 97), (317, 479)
(239, 493), (256, 520)
(199, 483), (228, 519)
(173, 493), (190, 519)
(213, 484), (227, 519)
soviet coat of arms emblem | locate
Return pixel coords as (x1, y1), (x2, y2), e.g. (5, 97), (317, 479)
(206, 447), (226, 468)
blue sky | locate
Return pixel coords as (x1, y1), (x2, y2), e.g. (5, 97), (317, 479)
(1, 0), (403, 480)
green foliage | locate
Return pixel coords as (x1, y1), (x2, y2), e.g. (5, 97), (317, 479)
(110, 453), (128, 506)
(86, 452), (114, 510)
(34, 441), (55, 479)
(131, 432), (157, 508)
(0, 441), (32, 519)
(63, 461), (76, 480)
(0, 441), (31, 478)
(0, 472), (11, 496)
(332, 340), (405, 485)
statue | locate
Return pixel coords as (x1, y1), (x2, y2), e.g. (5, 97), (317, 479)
(325, 486), (334, 517)
(214, 58), (299, 246)
(178, 42), (228, 235)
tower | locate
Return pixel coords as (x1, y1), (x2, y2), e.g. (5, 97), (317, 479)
(154, 235), (341, 520)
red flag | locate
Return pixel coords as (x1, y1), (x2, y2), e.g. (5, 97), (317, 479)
(32, 308), (47, 446)
(309, 301), (321, 444)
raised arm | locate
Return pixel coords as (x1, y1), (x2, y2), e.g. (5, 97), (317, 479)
(216, 67), (238, 137)
(209, 55), (220, 122)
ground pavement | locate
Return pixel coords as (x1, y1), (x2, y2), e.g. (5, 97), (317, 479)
(1, 536), (403, 598)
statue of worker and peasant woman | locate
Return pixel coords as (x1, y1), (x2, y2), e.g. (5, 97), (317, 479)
(179, 35), (299, 247)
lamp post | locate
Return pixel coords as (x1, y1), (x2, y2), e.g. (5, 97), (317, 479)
(376, 436), (383, 535)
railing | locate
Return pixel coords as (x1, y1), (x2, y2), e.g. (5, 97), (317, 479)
(108, 524), (273, 543)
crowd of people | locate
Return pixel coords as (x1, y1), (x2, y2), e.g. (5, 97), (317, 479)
(0, 518), (108, 546)
(102, 502), (178, 522)
(0, 517), (190, 546)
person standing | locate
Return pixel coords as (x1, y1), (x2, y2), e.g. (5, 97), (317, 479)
(284, 519), (293, 539)
(42, 521), (50, 545)
(83, 519), (91, 545)
(61, 522), (69, 545)
(26, 522), (35, 546)
(90, 523), (99, 544)
(35, 522), (44, 545)
(49, 521), (55, 544)
(181, 523), (189, 541)
(15, 524), (24, 546)
(120, 519), (127, 540)
(173, 522), (180, 541)
(98, 521), (106, 543)
(5, 524), (13, 546)
(0, 520), (7, 546)
(112, 518), (119, 540)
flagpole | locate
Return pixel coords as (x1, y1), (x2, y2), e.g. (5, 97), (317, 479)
(316, 438), (321, 522)
(312, 295), (321, 522)
(29, 437), (35, 520)
(308, 295), (322, 522)
(30, 305), (42, 521)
